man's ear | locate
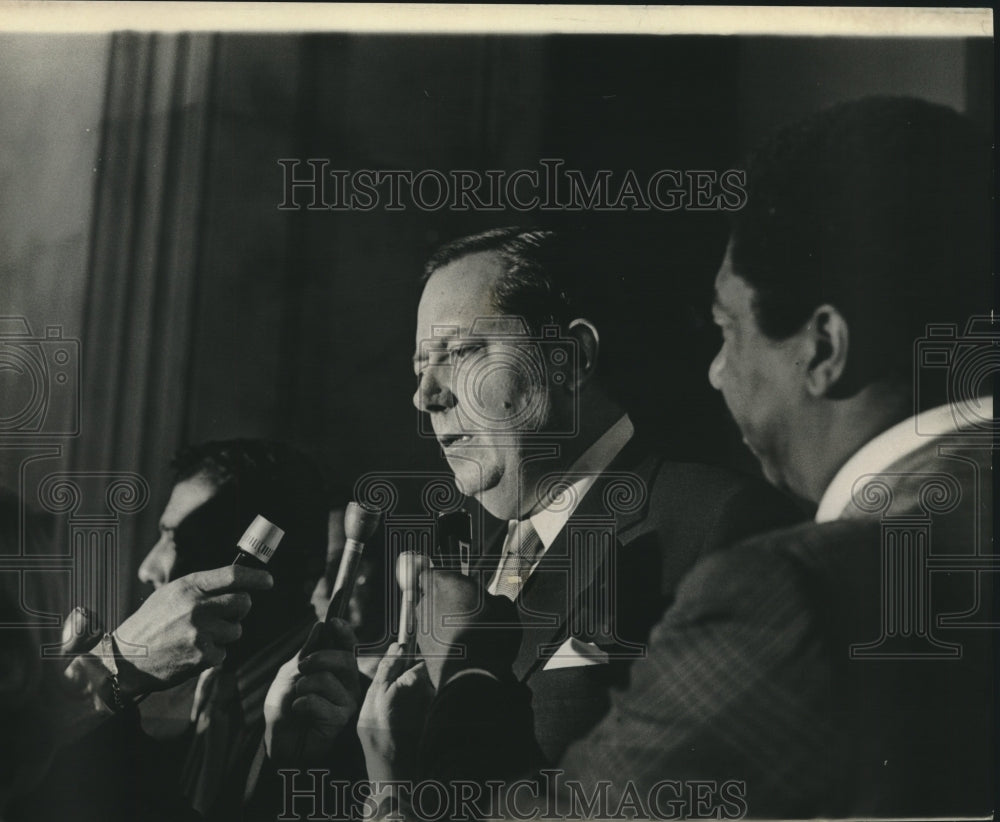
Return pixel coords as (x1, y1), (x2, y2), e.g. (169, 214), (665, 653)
(566, 318), (600, 389)
(805, 304), (849, 398)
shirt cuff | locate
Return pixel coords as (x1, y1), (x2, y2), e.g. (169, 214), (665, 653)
(62, 633), (125, 714)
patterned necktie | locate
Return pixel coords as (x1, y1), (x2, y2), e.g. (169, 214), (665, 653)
(493, 518), (543, 601)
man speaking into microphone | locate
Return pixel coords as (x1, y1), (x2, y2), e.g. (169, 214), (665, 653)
(374, 97), (994, 820)
(265, 227), (801, 788)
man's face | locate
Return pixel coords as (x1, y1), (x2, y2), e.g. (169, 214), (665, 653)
(137, 475), (217, 589)
(413, 251), (558, 520)
(709, 249), (806, 493)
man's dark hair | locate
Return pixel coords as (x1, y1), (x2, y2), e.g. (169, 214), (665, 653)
(169, 439), (328, 589)
(730, 95), (991, 398)
(423, 226), (637, 398)
(424, 227), (572, 332)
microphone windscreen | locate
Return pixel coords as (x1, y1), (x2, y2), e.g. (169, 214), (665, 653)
(344, 501), (381, 542)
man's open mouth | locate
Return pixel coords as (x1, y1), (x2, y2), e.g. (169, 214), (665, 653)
(438, 433), (474, 448)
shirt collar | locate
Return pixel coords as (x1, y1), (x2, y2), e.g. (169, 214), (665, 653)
(814, 397), (993, 523)
(526, 414), (634, 549)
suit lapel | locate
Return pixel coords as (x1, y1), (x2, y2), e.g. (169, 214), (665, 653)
(511, 436), (662, 680)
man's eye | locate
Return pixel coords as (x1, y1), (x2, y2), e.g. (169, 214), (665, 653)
(448, 344), (484, 364)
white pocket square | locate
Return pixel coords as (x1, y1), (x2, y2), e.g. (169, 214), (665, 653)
(542, 637), (610, 670)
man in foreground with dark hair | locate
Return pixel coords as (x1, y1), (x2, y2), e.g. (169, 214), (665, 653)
(11, 439), (338, 822)
(553, 94), (994, 817)
(354, 96), (993, 819)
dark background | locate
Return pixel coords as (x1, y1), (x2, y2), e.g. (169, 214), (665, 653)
(0, 33), (991, 621)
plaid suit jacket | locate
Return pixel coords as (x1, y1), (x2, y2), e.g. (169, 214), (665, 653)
(558, 439), (994, 818)
(422, 439), (993, 819)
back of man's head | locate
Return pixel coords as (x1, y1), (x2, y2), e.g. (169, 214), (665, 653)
(730, 96), (990, 404)
(170, 439), (328, 597)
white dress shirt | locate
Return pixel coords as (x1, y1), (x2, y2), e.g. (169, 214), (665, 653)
(815, 397), (993, 523)
(487, 414), (634, 597)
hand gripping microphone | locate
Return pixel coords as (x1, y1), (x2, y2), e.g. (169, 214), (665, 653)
(397, 510), (469, 651)
(324, 501), (382, 622)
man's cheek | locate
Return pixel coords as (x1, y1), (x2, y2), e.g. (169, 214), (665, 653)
(472, 377), (531, 427)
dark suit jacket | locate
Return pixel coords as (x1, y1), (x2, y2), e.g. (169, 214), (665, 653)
(425, 436), (994, 818)
(466, 436), (803, 765)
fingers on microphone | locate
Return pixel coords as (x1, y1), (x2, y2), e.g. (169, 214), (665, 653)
(396, 661), (431, 690)
(192, 564), (274, 594)
(371, 643), (412, 687)
(408, 660), (431, 684)
(202, 642), (226, 669)
(299, 621), (325, 657)
(208, 591), (253, 619)
(298, 648), (358, 683)
(291, 693), (351, 725)
(205, 617), (243, 645)
(294, 671), (355, 708)
(322, 617), (358, 652)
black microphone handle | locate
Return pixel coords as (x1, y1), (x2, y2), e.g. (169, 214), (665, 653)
(325, 538), (364, 622)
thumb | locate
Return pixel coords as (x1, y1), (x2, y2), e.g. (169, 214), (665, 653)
(396, 660), (432, 691)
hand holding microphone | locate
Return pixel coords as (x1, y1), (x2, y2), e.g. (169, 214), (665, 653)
(324, 501), (382, 623)
(263, 618), (361, 766)
(396, 510), (469, 653)
(264, 502), (379, 764)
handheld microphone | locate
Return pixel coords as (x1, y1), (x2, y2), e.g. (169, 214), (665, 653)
(325, 501), (381, 622)
(233, 515), (285, 570)
(432, 510), (471, 575)
(396, 551), (431, 652)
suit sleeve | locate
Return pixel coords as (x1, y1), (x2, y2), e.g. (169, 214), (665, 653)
(418, 673), (543, 784)
(699, 475), (806, 555)
(558, 542), (838, 819)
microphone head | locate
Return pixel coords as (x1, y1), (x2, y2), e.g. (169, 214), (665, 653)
(344, 501), (381, 542)
(396, 550), (431, 592)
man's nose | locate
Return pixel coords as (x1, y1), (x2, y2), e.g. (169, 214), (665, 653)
(708, 349), (725, 391)
(413, 366), (454, 413)
(137, 537), (175, 588)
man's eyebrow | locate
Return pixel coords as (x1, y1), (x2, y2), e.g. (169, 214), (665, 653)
(413, 335), (479, 363)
